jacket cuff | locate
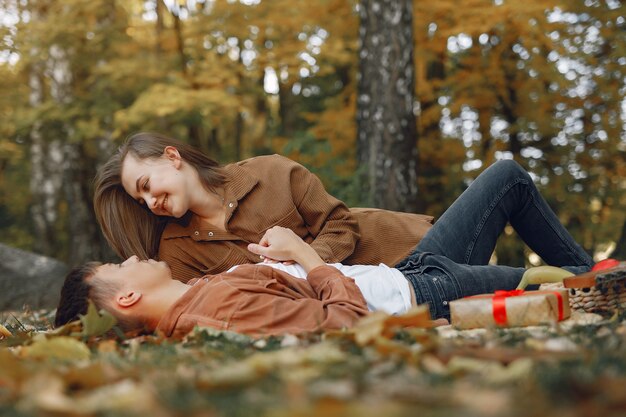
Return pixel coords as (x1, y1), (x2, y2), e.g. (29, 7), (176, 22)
(306, 264), (347, 289)
(309, 241), (336, 263)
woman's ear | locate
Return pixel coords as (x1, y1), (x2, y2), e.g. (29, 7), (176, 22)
(163, 146), (182, 168)
(116, 290), (142, 308)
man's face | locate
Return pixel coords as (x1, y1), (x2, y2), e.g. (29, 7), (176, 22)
(94, 255), (172, 291)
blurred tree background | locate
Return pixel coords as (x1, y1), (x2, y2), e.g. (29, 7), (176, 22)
(0, 0), (623, 267)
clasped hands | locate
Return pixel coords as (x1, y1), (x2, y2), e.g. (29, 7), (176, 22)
(247, 226), (324, 273)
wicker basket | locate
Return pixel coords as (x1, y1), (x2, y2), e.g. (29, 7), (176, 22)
(563, 264), (626, 313)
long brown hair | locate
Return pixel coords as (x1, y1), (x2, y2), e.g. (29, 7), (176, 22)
(94, 132), (226, 260)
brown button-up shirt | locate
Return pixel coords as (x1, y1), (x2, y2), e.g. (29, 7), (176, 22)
(158, 155), (434, 283)
(156, 264), (370, 337)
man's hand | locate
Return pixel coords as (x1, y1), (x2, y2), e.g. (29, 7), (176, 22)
(248, 226), (324, 273)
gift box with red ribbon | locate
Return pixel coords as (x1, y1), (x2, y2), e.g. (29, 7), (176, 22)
(450, 289), (570, 329)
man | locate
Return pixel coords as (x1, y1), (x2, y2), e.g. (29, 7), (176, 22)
(55, 227), (419, 337)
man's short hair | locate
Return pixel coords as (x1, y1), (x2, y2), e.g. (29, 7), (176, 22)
(55, 262), (143, 332)
(55, 262), (101, 327)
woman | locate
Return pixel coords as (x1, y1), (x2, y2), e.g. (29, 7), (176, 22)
(90, 131), (597, 323)
(94, 132), (434, 282)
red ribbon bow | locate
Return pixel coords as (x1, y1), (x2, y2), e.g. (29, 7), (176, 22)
(491, 289), (564, 325)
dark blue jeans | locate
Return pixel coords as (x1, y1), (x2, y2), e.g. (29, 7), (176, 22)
(395, 160), (594, 320)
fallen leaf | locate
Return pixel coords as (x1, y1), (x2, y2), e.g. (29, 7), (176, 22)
(0, 349), (28, 392)
(23, 335), (91, 362)
(452, 382), (512, 416)
(19, 372), (72, 413)
(351, 311), (387, 346)
(370, 336), (417, 359)
(446, 356), (504, 376)
(308, 379), (356, 400)
(22, 373), (159, 415)
(381, 305), (432, 332)
(73, 379), (160, 414)
(47, 319), (82, 337)
(79, 301), (117, 338)
(96, 339), (118, 354)
(436, 326), (487, 339)
(351, 306), (432, 346)
(196, 360), (263, 389)
(0, 324), (12, 338)
(63, 362), (119, 390)
(420, 353), (448, 375)
(524, 336), (579, 353)
(280, 333), (300, 347)
(484, 358), (534, 385)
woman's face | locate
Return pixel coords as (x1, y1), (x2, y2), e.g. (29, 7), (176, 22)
(120, 150), (188, 218)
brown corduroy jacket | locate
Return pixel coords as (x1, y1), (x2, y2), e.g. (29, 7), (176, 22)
(155, 264), (370, 337)
(158, 154), (434, 283)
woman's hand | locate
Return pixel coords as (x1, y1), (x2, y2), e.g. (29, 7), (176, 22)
(248, 226), (324, 272)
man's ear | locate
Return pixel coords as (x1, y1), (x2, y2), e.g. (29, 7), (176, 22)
(163, 146), (182, 169)
(116, 290), (142, 309)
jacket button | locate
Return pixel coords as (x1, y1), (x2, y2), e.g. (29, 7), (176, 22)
(194, 231), (199, 236)
(208, 232), (214, 237)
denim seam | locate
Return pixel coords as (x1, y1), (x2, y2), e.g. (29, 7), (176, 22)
(527, 188), (593, 267)
(428, 263), (462, 301)
(464, 177), (527, 264)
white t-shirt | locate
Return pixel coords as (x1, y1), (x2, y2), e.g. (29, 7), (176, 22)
(228, 262), (412, 315)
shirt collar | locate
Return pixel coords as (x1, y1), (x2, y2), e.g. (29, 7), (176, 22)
(155, 280), (207, 337)
(161, 162), (259, 239)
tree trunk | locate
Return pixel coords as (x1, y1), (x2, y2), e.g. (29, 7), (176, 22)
(28, 53), (62, 257)
(234, 112), (244, 161)
(49, 44), (102, 264)
(155, 0), (166, 55)
(26, 5), (64, 259)
(496, 47), (525, 266)
(62, 142), (102, 265)
(188, 124), (202, 150)
(415, 52), (448, 215)
(356, 0), (419, 212)
(29, 128), (63, 256)
(278, 81), (297, 138)
(29, 41), (106, 264)
(207, 127), (220, 158)
(93, 134), (120, 262)
(499, 47), (522, 160)
(171, 8), (189, 79)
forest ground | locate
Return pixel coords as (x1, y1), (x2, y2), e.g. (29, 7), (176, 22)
(1, 306), (625, 417)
